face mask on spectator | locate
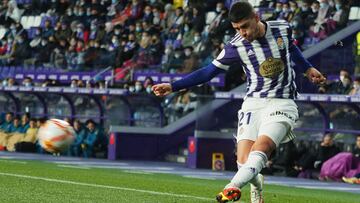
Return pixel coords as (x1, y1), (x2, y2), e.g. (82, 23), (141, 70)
(145, 10), (151, 15)
(174, 53), (181, 58)
(41, 40), (47, 46)
(312, 7), (318, 13)
(184, 50), (192, 57)
(150, 0), (156, 4)
(78, 11), (84, 16)
(129, 86), (135, 92)
(67, 10), (72, 16)
(165, 48), (171, 55)
(290, 6), (296, 12)
(7, 39), (13, 44)
(70, 83), (77, 88)
(136, 27), (142, 32)
(135, 85), (142, 92)
(2, 80), (7, 86)
(91, 25), (97, 31)
(354, 84), (360, 89)
(340, 75), (345, 83)
(35, 30), (41, 36)
(216, 6), (222, 13)
(77, 28), (82, 33)
(275, 7), (282, 12)
(17, 38), (23, 43)
(329, 0), (335, 7)
(291, 21), (299, 27)
(114, 30), (120, 35)
(320, 3), (328, 9)
(301, 6), (308, 11)
(335, 4), (341, 10)
(112, 0), (117, 4)
(282, 8), (289, 12)
(146, 86), (152, 94)
(194, 36), (201, 42)
(24, 82), (31, 87)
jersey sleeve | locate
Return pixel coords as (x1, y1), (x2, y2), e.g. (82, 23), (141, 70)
(212, 44), (242, 71)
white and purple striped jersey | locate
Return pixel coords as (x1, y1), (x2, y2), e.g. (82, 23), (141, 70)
(212, 20), (297, 99)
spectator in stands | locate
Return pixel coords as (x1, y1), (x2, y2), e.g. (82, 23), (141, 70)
(82, 119), (100, 158)
(0, 112), (14, 133)
(180, 46), (199, 74)
(190, 6), (205, 33)
(208, 3), (231, 41)
(352, 135), (360, 158)
(143, 76), (154, 94)
(42, 20), (55, 39)
(314, 134), (340, 170)
(134, 80), (144, 93)
(349, 77), (360, 95)
(15, 118), (38, 152)
(167, 47), (184, 73)
(331, 0), (349, 30)
(327, 69), (352, 94)
(51, 38), (68, 69)
(54, 21), (72, 41)
(8, 116), (22, 133)
(278, 2), (292, 21)
(20, 113), (30, 134)
(269, 2), (283, 20)
(147, 33), (163, 65)
(22, 77), (33, 87)
(310, 0), (334, 39)
(68, 119), (86, 157)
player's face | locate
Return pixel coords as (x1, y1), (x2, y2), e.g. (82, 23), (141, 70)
(231, 14), (260, 42)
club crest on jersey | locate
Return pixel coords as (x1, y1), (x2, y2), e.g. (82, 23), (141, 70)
(277, 37), (285, 50)
(259, 57), (285, 78)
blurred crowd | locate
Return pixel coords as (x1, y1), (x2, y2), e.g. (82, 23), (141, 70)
(0, 0), (356, 78)
(0, 111), (107, 158)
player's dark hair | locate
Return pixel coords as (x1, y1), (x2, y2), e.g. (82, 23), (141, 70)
(228, 1), (255, 23)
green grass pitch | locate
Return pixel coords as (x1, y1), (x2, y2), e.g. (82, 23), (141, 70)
(0, 159), (358, 203)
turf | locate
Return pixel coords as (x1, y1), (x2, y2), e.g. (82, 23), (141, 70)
(0, 159), (358, 203)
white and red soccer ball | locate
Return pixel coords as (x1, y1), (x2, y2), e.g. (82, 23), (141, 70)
(38, 119), (75, 153)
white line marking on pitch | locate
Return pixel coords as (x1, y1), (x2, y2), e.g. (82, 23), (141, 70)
(0, 159), (27, 164)
(0, 172), (213, 202)
(57, 165), (90, 170)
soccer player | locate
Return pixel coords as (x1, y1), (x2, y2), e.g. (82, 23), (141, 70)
(152, 2), (325, 203)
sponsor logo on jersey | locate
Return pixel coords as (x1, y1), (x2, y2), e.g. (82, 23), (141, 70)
(259, 57), (284, 78)
(270, 111), (295, 121)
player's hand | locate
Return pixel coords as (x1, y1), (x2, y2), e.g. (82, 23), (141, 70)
(305, 67), (326, 85)
(152, 83), (173, 97)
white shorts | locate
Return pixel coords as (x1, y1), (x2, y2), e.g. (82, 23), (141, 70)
(236, 97), (299, 147)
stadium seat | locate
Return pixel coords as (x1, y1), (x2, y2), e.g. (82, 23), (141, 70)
(27, 16), (35, 29)
(33, 16), (42, 27)
(0, 28), (6, 40)
(20, 16), (28, 29)
(349, 7), (360, 20)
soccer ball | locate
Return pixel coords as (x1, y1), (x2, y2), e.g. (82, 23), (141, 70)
(38, 119), (75, 153)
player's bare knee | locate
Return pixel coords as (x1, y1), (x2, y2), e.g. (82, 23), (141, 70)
(251, 136), (276, 158)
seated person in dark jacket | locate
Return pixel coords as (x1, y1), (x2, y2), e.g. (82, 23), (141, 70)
(314, 134), (340, 170)
(352, 135), (360, 158)
(68, 119), (86, 157)
(82, 119), (101, 158)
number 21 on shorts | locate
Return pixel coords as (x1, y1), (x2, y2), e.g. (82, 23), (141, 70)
(238, 111), (252, 127)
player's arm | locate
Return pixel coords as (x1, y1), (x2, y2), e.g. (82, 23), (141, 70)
(289, 43), (326, 84)
(152, 64), (225, 97)
(153, 44), (240, 97)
